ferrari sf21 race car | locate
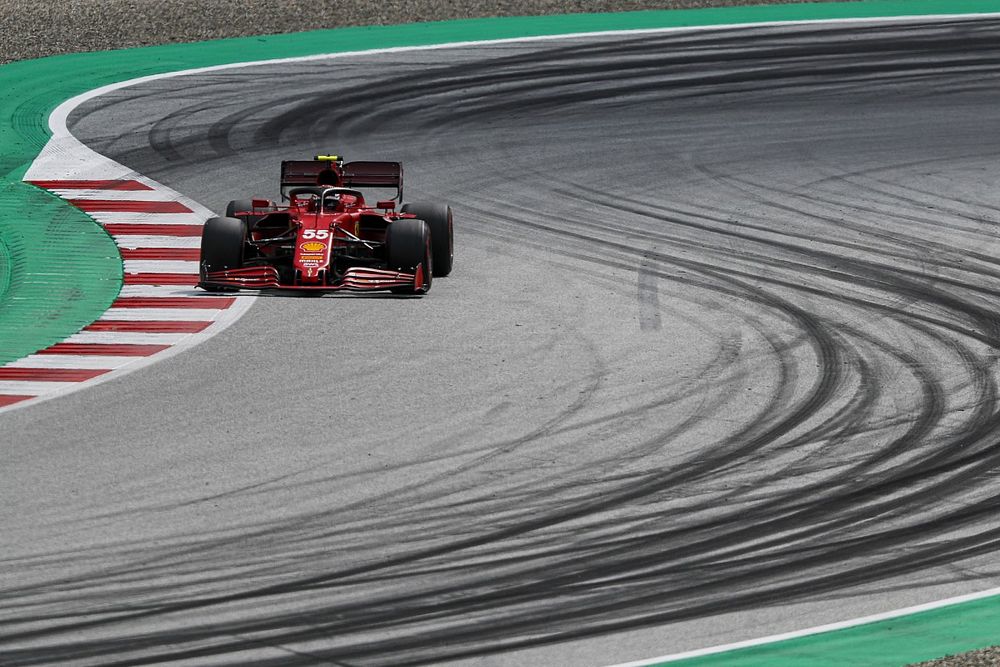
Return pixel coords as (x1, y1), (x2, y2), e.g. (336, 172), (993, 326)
(198, 155), (453, 294)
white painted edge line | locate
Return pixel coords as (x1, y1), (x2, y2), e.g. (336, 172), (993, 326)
(117, 285), (202, 297)
(5, 10), (1000, 661)
(114, 237), (201, 248)
(123, 260), (199, 273)
(0, 380), (88, 395)
(64, 332), (193, 345)
(608, 584), (1000, 666)
(99, 308), (226, 320)
(8, 355), (151, 370)
(87, 212), (205, 224)
(50, 189), (190, 201)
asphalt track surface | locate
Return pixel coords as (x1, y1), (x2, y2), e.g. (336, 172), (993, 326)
(4, 16), (1000, 667)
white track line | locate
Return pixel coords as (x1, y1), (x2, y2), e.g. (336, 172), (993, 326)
(608, 585), (1000, 665)
(114, 236), (201, 248)
(87, 211), (204, 225)
(0, 381), (88, 395)
(122, 260), (199, 273)
(47, 189), (187, 201)
(6, 355), (149, 370)
(116, 285), (205, 298)
(99, 308), (224, 321)
(64, 332), (194, 345)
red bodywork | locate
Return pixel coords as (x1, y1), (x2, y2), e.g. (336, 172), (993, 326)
(199, 159), (425, 292)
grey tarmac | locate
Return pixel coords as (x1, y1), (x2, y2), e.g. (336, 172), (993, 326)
(3, 4), (1000, 667)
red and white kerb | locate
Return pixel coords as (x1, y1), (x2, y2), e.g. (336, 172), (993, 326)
(0, 178), (253, 411)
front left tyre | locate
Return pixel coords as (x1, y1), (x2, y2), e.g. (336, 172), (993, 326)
(199, 216), (245, 291)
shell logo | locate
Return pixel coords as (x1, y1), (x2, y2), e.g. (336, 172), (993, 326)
(301, 241), (327, 252)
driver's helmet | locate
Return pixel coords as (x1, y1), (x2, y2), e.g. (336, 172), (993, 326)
(323, 191), (361, 212)
(322, 192), (341, 211)
(316, 166), (341, 187)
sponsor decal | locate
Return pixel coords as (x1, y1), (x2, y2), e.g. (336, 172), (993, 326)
(301, 241), (327, 252)
(300, 254), (324, 261)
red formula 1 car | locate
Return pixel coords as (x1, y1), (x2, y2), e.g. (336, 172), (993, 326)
(198, 155), (453, 294)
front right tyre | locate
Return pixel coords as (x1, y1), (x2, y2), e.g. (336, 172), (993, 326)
(225, 199), (269, 229)
(400, 201), (453, 277)
(386, 218), (432, 295)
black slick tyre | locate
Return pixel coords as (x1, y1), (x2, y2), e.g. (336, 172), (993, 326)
(386, 218), (432, 295)
(199, 216), (245, 291)
(400, 202), (453, 277)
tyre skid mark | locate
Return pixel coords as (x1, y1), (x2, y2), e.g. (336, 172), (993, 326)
(399, 37), (1000, 659)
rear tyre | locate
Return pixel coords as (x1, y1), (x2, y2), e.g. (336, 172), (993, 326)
(386, 218), (432, 295)
(400, 202), (453, 277)
(199, 216), (245, 292)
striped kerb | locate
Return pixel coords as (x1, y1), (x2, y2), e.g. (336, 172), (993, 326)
(0, 179), (237, 410)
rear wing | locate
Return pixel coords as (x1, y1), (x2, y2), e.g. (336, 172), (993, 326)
(280, 159), (403, 200)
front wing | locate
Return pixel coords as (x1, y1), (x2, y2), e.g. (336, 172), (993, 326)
(198, 265), (423, 292)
